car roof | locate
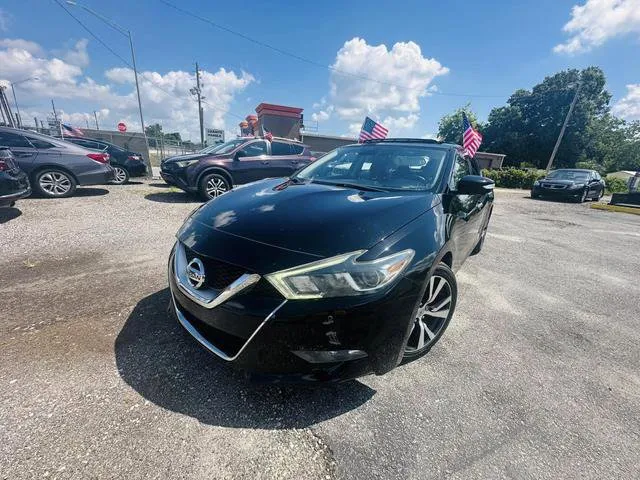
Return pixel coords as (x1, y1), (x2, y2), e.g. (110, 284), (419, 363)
(551, 168), (593, 172)
(348, 138), (462, 151)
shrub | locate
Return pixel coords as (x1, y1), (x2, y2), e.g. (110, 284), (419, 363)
(604, 176), (628, 194)
(482, 168), (546, 189)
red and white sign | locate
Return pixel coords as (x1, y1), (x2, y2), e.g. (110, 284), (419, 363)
(117, 122), (127, 132)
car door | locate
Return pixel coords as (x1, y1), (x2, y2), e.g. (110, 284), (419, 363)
(268, 141), (305, 177)
(0, 130), (38, 173)
(446, 153), (486, 268)
(228, 140), (271, 184)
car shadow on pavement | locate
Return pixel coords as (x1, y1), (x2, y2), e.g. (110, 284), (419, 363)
(0, 207), (22, 224)
(148, 182), (171, 188)
(115, 289), (375, 429)
(144, 192), (200, 204)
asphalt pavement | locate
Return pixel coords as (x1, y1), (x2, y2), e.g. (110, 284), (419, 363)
(1, 182), (639, 479)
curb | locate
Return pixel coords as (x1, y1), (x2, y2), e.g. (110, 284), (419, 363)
(590, 203), (640, 216)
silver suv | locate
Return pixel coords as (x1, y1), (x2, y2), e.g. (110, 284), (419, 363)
(0, 126), (114, 198)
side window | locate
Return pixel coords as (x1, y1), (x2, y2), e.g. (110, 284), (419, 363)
(26, 138), (55, 149)
(239, 141), (267, 157)
(271, 141), (291, 156)
(0, 132), (32, 148)
(290, 144), (304, 155)
(449, 154), (471, 190)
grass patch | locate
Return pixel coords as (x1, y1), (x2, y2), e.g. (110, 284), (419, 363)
(591, 203), (640, 216)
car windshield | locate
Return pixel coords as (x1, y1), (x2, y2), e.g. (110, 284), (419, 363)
(198, 139), (246, 154)
(547, 170), (589, 182)
(293, 144), (449, 192)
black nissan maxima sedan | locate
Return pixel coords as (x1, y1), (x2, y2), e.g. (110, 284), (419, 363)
(531, 168), (605, 202)
(168, 139), (495, 381)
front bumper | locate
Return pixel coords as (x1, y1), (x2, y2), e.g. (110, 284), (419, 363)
(167, 244), (420, 381)
(0, 186), (31, 207)
(532, 185), (584, 199)
(160, 165), (196, 192)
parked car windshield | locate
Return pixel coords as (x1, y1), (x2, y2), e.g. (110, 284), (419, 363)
(294, 144), (449, 192)
(547, 170), (590, 181)
(199, 139), (246, 155)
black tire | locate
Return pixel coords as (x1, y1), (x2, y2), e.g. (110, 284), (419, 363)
(402, 263), (457, 362)
(111, 166), (130, 185)
(199, 172), (231, 201)
(594, 189), (604, 201)
(33, 168), (77, 198)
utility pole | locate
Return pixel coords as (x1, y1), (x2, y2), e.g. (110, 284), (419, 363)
(34, 117), (38, 132)
(546, 78), (582, 172)
(191, 62), (205, 146)
(93, 110), (100, 130)
(85, 117), (90, 129)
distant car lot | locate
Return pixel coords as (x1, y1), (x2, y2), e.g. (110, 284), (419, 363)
(1, 183), (638, 479)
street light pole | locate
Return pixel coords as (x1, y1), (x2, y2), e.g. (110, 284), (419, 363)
(10, 84), (21, 127)
(9, 76), (39, 128)
(65, 1), (151, 177)
(546, 78), (583, 172)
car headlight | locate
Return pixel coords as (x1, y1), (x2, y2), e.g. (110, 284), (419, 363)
(175, 159), (200, 168)
(533, 181), (540, 186)
(265, 249), (415, 299)
(571, 183), (585, 189)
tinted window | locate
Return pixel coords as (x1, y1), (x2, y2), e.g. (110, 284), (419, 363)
(290, 144), (304, 155)
(69, 139), (100, 149)
(28, 138), (56, 149)
(295, 144), (449, 192)
(547, 170), (589, 182)
(450, 154), (471, 189)
(240, 141), (267, 157)
(0, 131), (32, 148)
(271, 141), (291, 155)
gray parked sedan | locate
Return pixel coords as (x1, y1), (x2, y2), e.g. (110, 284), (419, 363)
(0, 126), (114, 198)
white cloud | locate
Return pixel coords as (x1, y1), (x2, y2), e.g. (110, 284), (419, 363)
(0, 9), (11, 32)
(613, 84), (640, 119)
(0, 38), (43, 55)
(62, 39), (89, 67)
(0, 38), (254, 139)
(311, 105), (333, 122)
(554, 0), (640, 54)
(320, 38), (448, 135)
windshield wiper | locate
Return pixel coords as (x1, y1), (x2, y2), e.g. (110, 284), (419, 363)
(312, 180), (388, 192)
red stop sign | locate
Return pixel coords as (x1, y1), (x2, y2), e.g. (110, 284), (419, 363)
(117, 122), (127, 132)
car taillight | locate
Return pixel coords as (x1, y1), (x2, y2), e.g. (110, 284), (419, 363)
(0, 160), (9, 171)
(87, 153), (110, 164)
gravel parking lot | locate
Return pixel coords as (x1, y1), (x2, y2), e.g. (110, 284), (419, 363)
(1, 182), (639, 479)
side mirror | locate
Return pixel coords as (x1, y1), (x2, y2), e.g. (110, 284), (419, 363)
(233, 151), (243, 161)
(456, 175), (494, 195)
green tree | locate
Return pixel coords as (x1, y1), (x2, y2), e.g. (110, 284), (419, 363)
(437, 105), (482, 144)
(145, 123), (163, 148)
(482, 67), (611, 168)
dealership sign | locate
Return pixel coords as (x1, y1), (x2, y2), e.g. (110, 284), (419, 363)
(206, 128), (224, 145)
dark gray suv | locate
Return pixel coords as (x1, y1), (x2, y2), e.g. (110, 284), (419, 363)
(0, 126), (114, 198)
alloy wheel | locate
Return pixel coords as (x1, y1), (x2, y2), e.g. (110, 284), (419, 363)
(39, 172), (72, 196)
(113, 167), (128, 184)
(404, 275), (453, 354)
(206, 176), (228, 198)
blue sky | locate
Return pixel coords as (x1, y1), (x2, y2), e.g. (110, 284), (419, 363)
(1, 0), (639, 140)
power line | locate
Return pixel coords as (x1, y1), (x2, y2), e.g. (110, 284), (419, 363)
(52, 0), (246, 126)
(158, 0), (507, 99)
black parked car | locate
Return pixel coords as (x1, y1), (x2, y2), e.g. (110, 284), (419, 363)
(161, 136), (314, 200)
(168, 139), (494, 381)
(0, 147), (30, 208)
(531, 169), (605, 202)
(63, 136), (147, 184)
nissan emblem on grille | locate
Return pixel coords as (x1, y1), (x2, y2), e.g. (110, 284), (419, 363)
(186, 258), (206, 289)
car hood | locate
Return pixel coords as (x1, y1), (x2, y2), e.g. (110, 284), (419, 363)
(183, 178), (439, 258)
(162, 152), (210, 164)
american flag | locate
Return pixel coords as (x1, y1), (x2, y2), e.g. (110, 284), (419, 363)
(61, 123), (84, 137)
(359, 117), (388, 143)
(462, 113), (482, 157)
